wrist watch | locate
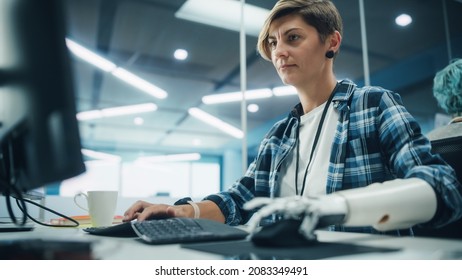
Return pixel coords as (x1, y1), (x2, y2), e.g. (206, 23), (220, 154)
(174, 197), (193, 206)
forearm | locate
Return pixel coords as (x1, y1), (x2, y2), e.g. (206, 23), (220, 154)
(338, 178), (437, 231)
(197, 200), (226, 222)
(177, 200), (225, 223)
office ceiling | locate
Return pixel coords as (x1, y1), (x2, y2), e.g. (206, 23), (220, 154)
(63, 0), (462, 159)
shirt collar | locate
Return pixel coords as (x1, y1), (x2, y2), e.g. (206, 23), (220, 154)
(289, 79), (356, 118)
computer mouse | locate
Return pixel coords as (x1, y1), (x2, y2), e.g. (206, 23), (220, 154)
(250, 218), (318, 247)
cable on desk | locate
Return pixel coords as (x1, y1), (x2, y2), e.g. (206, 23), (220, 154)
(14, 197), (79, 227)
(1, 174), (78, 227)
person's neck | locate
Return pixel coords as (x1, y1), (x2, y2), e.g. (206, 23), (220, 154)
(297, 77), (338, 114)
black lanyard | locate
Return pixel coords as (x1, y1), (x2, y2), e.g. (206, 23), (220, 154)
(295, 84), (338, 196)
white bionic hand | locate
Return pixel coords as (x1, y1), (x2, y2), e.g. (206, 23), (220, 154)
(244, 195), (347, 240)
(244, 178), (437, 240)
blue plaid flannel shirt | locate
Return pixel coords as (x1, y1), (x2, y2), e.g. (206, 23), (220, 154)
(204, 79), (462, 233)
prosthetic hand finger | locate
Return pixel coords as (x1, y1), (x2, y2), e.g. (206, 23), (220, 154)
(246, 204), (284, 233)
(245, 198), (283, 233)
(246, 198), (295, 232)
(299, 212), (320, 240)
(279, 196), (312, 217)
(295, 195), (348, 240)
(246, 211), (264, 233)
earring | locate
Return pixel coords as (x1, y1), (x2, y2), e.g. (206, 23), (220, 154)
(325, 50), (335, 59)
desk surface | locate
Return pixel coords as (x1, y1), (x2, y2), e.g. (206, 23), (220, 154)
(1, 225), (461, 260)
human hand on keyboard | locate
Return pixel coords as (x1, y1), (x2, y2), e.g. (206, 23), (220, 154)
(123, 200), (190, 222)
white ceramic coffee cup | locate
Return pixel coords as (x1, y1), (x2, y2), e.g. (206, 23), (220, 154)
(74, 190), (118, 227)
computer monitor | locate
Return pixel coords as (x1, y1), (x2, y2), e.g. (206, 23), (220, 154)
(0, 0), (85, 211)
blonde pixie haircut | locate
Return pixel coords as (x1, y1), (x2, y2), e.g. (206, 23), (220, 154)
(257, 0), (343, 61)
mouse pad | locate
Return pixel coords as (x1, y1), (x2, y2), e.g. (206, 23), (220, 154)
(181, 240), (400, 259)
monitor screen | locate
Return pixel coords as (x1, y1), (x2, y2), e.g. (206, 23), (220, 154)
(0, 0), (85, 197)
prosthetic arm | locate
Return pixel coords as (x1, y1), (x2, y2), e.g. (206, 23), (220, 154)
(244, 178), (437, 240)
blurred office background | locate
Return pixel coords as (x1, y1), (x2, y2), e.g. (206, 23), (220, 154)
(51, 0), (462, 198)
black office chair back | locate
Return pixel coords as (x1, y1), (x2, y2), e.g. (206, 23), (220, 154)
(431, 136), (462, 182)
(413, 135), (462, 239)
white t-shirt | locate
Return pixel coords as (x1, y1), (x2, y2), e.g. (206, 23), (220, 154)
(279, 102), (338, 197)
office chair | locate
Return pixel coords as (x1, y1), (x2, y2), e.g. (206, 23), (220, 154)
(413, 135), (462, 239)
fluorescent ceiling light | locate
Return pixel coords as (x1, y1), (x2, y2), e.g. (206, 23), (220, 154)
(175, 0), (270, 37)
(76, 110), (103, 121)
(188, 107), (244, 139)
(202, 88), (272, 104)
(66, 39), (168, 99)
(174, 49), (188, 60)
(395, 14), (412, 27)
(247, 104), (259, 113)
(133, 117), (144, 125)
(77, 103), (157, 121)
(81, 149), (121, 162)
(136, 153), (201, 163)
(102, 103), (157, 117)
(66, 39), (117, 72)
(273, 85), (297, 96)
(112, 68), (168, 99)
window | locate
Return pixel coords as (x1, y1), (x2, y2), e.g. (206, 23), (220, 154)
(58, 160), (220, 199)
